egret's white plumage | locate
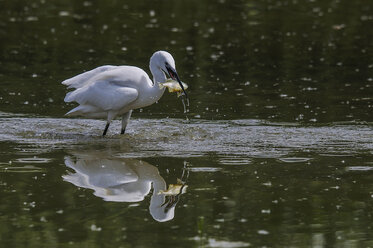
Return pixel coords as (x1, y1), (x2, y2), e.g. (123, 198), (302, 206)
(62, 51), (186, 136)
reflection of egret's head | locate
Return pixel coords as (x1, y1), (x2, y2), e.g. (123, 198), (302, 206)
(150, 180), (188, 222)
(149, 193), (180, 222)
(150, 201), (175, 222)
(62, 153), (187, 222)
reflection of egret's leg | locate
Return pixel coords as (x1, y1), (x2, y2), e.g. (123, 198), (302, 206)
(180, 161), (190, 183)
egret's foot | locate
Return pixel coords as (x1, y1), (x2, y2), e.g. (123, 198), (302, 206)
(103, 123), (110, 136)
(120, 128), (126, 134)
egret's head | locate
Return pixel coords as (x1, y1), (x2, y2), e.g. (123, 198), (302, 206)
(150, 50), (188, 97)
(151, 51), (175, 75)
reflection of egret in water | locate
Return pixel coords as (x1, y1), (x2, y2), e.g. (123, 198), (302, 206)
(63, 153), (188, 222)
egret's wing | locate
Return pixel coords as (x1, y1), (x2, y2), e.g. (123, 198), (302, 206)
(65, 81), (138, 111)
(62, 65), (117, 89)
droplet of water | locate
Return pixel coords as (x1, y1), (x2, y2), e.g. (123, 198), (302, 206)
(90, 224), (102, 231)
(258, 230), (270, 235)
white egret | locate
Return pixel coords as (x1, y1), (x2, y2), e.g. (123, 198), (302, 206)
(62, 51), (187, 136)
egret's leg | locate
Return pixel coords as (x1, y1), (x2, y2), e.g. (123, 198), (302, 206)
(103, 122), (110, 136)
(121, 110), (133, 134)
(103, 111), (117, 136)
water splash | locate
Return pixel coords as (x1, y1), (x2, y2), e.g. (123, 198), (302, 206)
(1, 113), (373, 159)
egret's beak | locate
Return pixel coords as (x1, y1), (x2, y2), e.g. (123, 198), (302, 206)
(165, 64), (188, 99)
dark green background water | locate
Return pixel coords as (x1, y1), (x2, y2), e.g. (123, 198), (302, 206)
(1, 0), (373, 247)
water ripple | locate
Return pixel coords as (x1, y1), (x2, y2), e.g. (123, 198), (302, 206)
(278, 157), (311, 163)
(0, 165), (44, 173)
(15, 157), (52, 163)
(346, 166), (373, 171)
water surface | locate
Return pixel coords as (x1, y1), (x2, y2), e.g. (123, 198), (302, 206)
(1, 114), (373, 247)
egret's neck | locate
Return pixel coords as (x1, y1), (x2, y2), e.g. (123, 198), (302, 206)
(150, 62), (167, 84)
(140, 75), (165, 107)
(146, 61), (166, 105)
(149, 78), (166, 103)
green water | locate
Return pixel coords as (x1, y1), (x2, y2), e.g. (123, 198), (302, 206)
(1, 0), (373, 247)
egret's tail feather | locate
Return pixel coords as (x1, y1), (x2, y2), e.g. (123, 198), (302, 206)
(65, 105), (105, 118)
(65, 105), (91, 116)
(64, 88), (85, 103)
(65, 107), (81, 116)
(64, 91), (74, 103)
(62, 65), (117, 89)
